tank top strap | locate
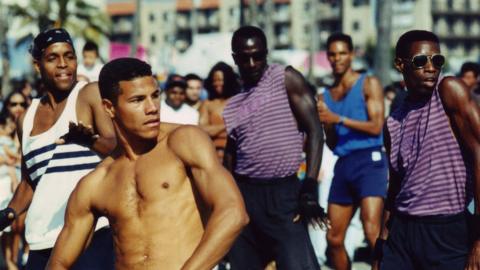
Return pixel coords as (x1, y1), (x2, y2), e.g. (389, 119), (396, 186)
(22, 99), (40, 146)
(61, 81), (87, 124)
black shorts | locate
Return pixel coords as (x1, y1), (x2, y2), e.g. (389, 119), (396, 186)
(25, 227), (115, 270)
(228, 174), (320, 270)
(380, 212), (470, 270)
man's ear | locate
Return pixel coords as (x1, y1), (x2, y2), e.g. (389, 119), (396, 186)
(394, 57), (404, 73)
(33, 60), (41, 74)
(232, 53), (239, 65)
(102, 99), (115, 118)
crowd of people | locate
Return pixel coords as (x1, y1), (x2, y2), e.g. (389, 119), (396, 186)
(0, 25), (476, 270)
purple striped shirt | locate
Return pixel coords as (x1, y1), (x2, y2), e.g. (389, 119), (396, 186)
(223, 64), (304, 178)
(387, 84), (472, 216)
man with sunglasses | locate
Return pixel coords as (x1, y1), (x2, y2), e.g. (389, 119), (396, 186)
(223, 25), (326, 269)
(0, 28), (116, 269)
(375, 30), (480, 270)
(316, 33), (387, 270)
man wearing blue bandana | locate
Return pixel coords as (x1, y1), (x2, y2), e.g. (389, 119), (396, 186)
(0, 28), (116, 270)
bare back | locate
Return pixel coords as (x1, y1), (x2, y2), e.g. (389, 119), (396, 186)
(92, 134), (206, 269)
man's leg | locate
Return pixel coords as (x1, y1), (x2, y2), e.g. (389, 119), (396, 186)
(359, 197), (383, 248)
(25, 249), (51, 270)
(326, 203), (356, 270)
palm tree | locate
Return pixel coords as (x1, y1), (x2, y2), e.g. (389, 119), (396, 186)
(8, 0), (110, 46)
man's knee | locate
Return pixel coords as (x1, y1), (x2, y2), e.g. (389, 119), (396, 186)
(327, 230), (345, 249)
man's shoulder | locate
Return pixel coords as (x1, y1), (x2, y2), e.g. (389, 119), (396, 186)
(77, 82), (100, 100)
(78, 157), (113, 190)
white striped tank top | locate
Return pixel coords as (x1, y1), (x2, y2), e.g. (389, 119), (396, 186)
(22, 81), (107, 250)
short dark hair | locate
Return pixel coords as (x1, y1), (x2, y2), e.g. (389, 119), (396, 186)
(99, 58), (152, 104)
(83, 41), (99, 54)
(231, 26), (267, 52)
(184, 73), (202, 82)
(165, 79), (187, 91)
(326, 33), (353, 51)
(204, 61), (240, 99)
(460, 62), (480, 77)
(395, 30), (439, 59)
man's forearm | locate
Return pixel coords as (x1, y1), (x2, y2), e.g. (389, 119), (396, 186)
(92, 137), (117, 157)
(200, 124), (225, 137)
(8, 179), (33, 215)
(181, 205), (248, 270)
(305, 130), (323, 180)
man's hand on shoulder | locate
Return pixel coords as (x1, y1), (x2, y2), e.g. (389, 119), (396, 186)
(56, 121), (99, 147)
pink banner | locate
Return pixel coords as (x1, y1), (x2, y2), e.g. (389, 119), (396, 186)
(109, 42), (146, 60)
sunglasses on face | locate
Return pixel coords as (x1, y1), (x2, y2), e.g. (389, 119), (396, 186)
(233, 50), (268, 63)
(8, 102), (27, 108)
(404, 54), (445, 69)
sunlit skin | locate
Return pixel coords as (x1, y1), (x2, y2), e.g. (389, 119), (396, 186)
(7, 94), (27, 121)
(82, 50), (98, 68)
(232, 37), (268, 87)
(327, 41), (354, 77)
(378, 39), (480, 270)
(212, 71), (224, 95)
(165, 87), (186, 110)
(185, 79), (202, 106)
(395, 41), (442, 101)
(461, 71), (478, 90)
(46, 75), (248, 270)
(320, 39), (385, 270)
(199, 70), (228, 161)
(34, 42), (77, 94)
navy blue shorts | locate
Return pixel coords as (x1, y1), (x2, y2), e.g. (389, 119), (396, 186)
(228, 174), (320, 270)
(25, 227), (115, 270)
(328, 147), (388, 204)
(380, 212), (470, 270)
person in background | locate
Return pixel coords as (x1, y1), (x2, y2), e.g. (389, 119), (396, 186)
(317, 33), (387, 270)
(184, 73), (204, 111)
(200, 62), (240, 161)
(160, 78), (199, 125)
(458, 62), (480, 106)
(77, 41), (103, 82)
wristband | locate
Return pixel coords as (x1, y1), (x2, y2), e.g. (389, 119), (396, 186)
(0, 208), (16, 231)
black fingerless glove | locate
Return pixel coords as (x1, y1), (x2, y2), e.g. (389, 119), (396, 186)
(374, 238), (386, 261)
(60, 122), (97, 148)
(298, 177), (326, 224)
(0, 208), (16, 231)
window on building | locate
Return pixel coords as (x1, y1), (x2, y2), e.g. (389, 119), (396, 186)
(151, 35), (156, 44)
(149, 13), (155, 22)
(353, 21), (360, 31)
(353, 0), (369, 6)
(163, 12), (169, 22)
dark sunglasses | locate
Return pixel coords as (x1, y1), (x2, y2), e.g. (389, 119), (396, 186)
(8, 102), (27, 108)
(233, 50), (268, 63)
(405, 54), (445, 69)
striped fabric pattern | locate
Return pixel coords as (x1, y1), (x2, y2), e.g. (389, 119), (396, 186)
(387, 85), (472, 216)
(21, 81), (106, 250)
(24, 142), (99, 185)
(223, 64), (304, 178)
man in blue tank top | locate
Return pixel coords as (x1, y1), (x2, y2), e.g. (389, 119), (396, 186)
(375, 30), (480, 270)
(0, 29), (116, 270)
(317, 33), (387, 270)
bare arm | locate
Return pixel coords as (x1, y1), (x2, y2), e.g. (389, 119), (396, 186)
(223, 136), (236, 173)
(285, 66), (324, 182)
(317, 94), (337, 151)
(436, 77), (480, 270)
(318, 76), (385, 136)
(76, 82), (117, 156)
(169, 126), (248, 270)
(4, 113), (33, 222)
(285, 66), (327, 226)
(198, 101), (225, 137)
(46, 171), (100, 270)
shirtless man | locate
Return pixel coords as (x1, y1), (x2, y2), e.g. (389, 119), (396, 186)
(46, 58), (249, 270)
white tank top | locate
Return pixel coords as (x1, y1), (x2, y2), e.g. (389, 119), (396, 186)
(22, 81), (108, 250)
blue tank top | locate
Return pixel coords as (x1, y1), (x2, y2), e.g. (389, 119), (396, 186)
(324, 73), (383, 157)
